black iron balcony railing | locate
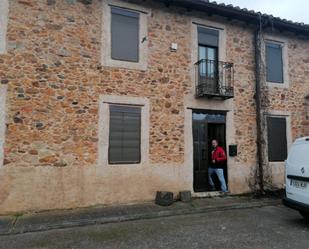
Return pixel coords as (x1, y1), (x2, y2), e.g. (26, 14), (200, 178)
(195, 59), (234, 99)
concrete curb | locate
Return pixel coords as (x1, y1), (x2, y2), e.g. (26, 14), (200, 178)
(0, 199), (280, 236)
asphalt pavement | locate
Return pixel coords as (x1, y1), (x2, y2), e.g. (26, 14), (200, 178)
(0, 205), (308, 249)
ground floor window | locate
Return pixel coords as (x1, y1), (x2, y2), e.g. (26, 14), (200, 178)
(267, 116), (288, 162)
(99, 95), (149, 167)
(108, 105), (141, 164)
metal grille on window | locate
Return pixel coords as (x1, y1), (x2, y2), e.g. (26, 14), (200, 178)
(109, 105), (141, 164)
(111, 7), (139, 62)
(267, 117), (288, 162)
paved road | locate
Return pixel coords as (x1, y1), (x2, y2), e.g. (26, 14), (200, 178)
(0, 205), (308, 249)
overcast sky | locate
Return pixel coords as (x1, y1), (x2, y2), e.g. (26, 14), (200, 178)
(217, 0), (309, 24)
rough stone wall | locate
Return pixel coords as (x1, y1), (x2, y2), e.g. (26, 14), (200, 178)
(263, 36), (309, 139)
(0, 0), (308, 213)
(2, 0), (191, 167)
(226, 24), (257, 166)
(2, 0), (103, 167)
(225, 23), (258, 190)
(0, 0), (192, 213)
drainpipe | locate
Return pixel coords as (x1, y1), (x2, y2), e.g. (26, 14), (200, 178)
(254, 14), (265, 194)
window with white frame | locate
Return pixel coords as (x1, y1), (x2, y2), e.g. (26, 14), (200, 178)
(101, 1), (149, 70)
(0, 0), (9, 54)
(265, 41), (284, 84)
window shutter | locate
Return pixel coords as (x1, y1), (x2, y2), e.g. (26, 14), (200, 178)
(267, 117), (288, 162)
(111, 7), (139, 62)
(109, 105), (141, 164)
(198, 27), (219, 47)
(266, 42), (284, 83)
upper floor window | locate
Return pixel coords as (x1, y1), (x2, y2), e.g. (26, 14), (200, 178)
(101, 1), (149, 71)
(265, 42), (284, 83)
(111, 7), (139, 62)
(198, 27), (219, 63)
(198, 27), (219, 48)
(194, 24), (233, 99)
(197, 27), (219, 85)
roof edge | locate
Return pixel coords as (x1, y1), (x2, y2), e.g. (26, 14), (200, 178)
(155, 0), (309, 36)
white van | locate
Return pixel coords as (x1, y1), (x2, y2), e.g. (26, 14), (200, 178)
(283, 137), (309, 219)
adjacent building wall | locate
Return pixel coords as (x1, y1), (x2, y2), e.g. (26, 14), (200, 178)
(261, 33), (309, 188)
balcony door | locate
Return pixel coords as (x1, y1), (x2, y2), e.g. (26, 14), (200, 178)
(197, 27), (219, 94)
(198, 45), (218, 77)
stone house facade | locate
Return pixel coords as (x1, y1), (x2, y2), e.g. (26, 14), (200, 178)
(0, 0), (308, 214)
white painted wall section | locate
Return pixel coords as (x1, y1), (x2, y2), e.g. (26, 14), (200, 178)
(0, 0), (9, 53)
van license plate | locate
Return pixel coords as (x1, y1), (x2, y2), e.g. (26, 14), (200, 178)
(290, 179), (307, 189)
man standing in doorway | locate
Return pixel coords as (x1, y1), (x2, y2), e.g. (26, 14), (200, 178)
(208, 139), (228, 193)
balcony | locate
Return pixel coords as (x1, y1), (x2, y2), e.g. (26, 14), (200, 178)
(195, 59), (234, 100)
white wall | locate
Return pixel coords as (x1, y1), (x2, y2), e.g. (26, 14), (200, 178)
(0, 0), (9, 53)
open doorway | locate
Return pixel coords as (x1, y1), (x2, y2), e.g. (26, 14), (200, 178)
(192, 110), (228, 192)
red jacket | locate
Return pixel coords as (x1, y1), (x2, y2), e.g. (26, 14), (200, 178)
(211, 146), (227, 168)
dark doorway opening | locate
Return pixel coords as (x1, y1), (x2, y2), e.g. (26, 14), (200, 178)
(192, 110), (228, 192)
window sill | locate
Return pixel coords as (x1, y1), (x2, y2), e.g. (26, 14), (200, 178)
(266, 81), (289, 89)
(101, 59), (148, 71)
(107, 163), (142, 167)
(269, 161), (286, 165)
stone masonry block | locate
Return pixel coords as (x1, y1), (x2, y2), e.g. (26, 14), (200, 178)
(179, 191), (191, 202)
(155, 191), (174, 206)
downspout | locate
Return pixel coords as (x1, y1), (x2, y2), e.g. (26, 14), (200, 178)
(254, 13), (265, 194)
